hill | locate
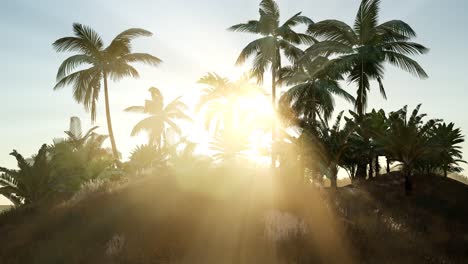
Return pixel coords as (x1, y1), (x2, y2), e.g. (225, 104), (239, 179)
(0, 172), (467, 263)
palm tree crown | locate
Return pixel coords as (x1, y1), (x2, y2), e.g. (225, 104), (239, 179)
(307, 0), (428, 115)
(229, 0), (314, 166)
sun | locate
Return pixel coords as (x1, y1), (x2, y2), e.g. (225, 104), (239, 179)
(180, 78), (277, 163)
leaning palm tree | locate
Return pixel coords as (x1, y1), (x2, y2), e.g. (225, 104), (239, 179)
(53, 23), (162, 158)
(125, 87), (191, 148)
(307, 0), (428, 116)
(228, 0), (314, 165)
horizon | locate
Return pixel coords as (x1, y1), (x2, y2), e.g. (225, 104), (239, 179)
(2, 1), (468, 177)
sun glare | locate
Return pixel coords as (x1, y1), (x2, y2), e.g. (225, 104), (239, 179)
(182, 80), (277, 164)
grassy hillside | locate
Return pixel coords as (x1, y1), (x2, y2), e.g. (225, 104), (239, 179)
(0, 172), (467, 263)
(0, 205), (11, 212)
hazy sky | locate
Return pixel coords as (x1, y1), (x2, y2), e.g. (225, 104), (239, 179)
(1, 0), (468, 204)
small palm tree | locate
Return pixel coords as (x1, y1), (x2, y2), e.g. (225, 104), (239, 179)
(383, 104), (438, 194)
(53, 23), (162, 158)
(317, 111), (356, 189)
(429, 123), (466, 177)
(64, 125), (99, 149)
(228, 0), (314, 165)
(126, 144), (168, 175)
(125, 87), (191, 147)
(307, 0), (428, 116)
(0, 145), (53, 206)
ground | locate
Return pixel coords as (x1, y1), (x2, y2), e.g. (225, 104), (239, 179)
(0, 171), (467, 263)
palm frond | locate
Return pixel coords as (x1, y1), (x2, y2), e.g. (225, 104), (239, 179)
(228, 20), (260, 33)
(308, 20), (357, 45)
(384, 51), (428, 78)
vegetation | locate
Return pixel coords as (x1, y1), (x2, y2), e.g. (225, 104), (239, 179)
(1, 0), (467, 263)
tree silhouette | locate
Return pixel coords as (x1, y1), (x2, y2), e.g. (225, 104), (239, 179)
(383, 105), (438, 194)
(228, 0), (314, 165)
(53, 23), (162, 158)
(125, 87), (191, 147)
(307, 0), (428, 116)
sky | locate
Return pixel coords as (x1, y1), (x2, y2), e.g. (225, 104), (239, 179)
(1, 0), (468, 203)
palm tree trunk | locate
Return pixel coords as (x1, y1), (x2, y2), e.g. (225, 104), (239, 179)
(386, 157), (391, 174)
(103, 72), (119, 159)
(375, 155), (380, 177)
(331, 165), (338, 189)
(404, 167), (413, 195)
(271, 60), (277, 169)
(368, 155), (374, 179)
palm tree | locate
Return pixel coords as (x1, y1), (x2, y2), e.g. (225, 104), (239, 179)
(53, 23), (162, 159)
(228, 0), (314, 165)
(307, 0), (428, 116)
(0, 145), (53, 206)
(196, 72), (268, 133)
(382, 104), (438, 194)
(278, 55), (355, 127)
(366, 109), (388, 177)
(317, 112), (357, 188)
(125, 87), (191, 147)
(429, 123), (466, 177)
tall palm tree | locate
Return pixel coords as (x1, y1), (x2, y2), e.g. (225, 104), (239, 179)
(228, 0), (314, 165)
(307, 0), (428, 116)
(125, 87), (191, 148)
(53, 23), (162, 158)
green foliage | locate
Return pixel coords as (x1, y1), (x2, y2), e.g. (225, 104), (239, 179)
(0, 145), (54, 206)
(125, 144), (168, 175)
(50, 133), (117, 194)
(381, 104), (439, 176)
